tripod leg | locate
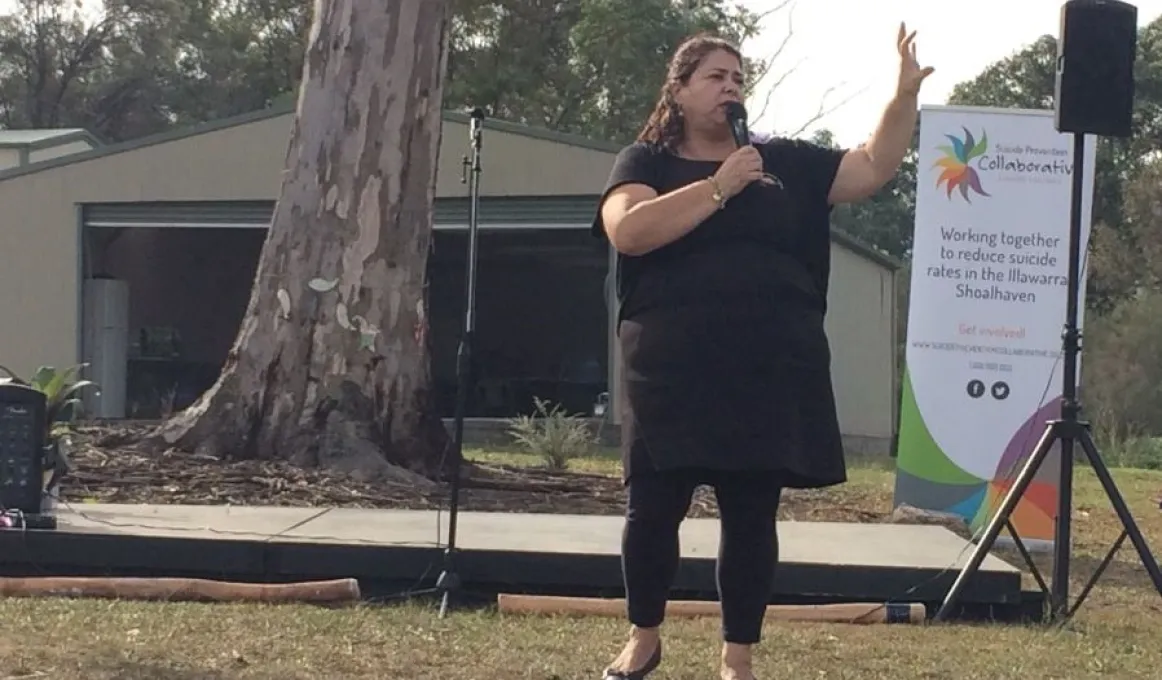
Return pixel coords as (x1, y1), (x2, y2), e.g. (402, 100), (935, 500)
(934, 423), (1060, 622)
(1050, 433), (1073, 620)
(1076, 428), (1162, 596)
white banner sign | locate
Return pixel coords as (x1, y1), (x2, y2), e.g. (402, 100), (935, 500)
(894, 105), (1096, 543)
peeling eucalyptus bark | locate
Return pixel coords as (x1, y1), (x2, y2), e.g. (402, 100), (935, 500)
(152, 0), (453, 483)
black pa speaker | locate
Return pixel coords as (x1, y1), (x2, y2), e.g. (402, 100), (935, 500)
(0, 383), (46, 515)
(1055, 0), (1138, 138)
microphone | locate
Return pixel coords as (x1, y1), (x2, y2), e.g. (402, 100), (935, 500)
(725, 101), (781, 189)
(724, 101), (749, 148)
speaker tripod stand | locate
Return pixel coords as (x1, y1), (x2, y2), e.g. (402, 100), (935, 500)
(934, 132), (1162, 624)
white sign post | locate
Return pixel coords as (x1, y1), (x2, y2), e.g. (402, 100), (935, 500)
(893, 105), (1097, 546)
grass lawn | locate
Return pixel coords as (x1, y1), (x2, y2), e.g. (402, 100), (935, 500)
(4, 448), (1162, 679)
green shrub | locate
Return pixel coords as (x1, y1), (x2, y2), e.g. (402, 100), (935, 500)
(505, 397), (597, 470)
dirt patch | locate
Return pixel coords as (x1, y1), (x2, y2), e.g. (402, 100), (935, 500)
(57, 424), (894, 523)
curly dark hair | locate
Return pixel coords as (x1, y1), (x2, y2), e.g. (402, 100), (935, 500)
(637, 33), (744, 151)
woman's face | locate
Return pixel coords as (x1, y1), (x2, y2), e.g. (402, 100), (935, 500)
(674, 49), (745, 130)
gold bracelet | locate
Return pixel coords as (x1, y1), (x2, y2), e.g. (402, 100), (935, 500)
(706, 176), (727, 209)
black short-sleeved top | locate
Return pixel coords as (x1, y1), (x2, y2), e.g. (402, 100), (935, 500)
(591, 139), (848, 324)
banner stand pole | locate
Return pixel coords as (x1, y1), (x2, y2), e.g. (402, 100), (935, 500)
(933, 132), (1162, 624)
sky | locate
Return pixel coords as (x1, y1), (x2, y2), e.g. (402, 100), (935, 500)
(742, 0), (1162, 147)
(1, 0), (1160, 148)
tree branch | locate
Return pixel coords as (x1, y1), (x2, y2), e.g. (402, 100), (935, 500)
(51, 12), (118, 126)
(785, 82), (868, 138)
(742, 0), (795, 101)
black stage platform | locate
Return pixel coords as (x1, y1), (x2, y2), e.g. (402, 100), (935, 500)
(0, 504), (1037, 620)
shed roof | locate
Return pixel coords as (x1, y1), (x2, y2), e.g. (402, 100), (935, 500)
(0, 128), (103, 149)
(0, 101), (901, 270)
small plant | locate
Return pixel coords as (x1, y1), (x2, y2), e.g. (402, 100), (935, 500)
(505, 396), (598, 471)
(0, 364), (99, 505)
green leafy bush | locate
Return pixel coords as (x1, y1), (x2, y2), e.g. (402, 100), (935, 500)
(505, 397), (597, 470)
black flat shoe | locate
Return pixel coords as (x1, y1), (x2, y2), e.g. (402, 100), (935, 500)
(602, 640), (662, 680)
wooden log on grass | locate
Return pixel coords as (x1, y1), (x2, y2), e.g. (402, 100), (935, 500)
(0, 576), (361, 605)
(497, 594), (926, 624)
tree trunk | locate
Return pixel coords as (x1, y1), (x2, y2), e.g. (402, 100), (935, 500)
(151, 0), (453, 485)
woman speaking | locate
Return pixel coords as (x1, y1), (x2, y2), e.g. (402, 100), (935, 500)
(591, 23), (932, 680)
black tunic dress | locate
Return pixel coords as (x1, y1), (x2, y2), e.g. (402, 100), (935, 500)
(591, 138), (850, 490)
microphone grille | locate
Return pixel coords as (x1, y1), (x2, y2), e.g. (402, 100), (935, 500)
(724, 101), (747, 122)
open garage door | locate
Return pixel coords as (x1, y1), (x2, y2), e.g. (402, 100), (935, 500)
(79, 198), (612, 421)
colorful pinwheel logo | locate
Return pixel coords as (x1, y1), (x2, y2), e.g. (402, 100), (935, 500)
(933, 127), (990, 202)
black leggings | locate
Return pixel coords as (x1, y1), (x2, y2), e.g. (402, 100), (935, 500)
(621, 468), (783, 644)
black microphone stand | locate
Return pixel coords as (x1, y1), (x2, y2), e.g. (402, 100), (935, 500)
(435, 107), (484, 618)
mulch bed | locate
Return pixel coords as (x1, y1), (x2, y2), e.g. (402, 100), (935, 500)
(57, 424), (891, 523)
